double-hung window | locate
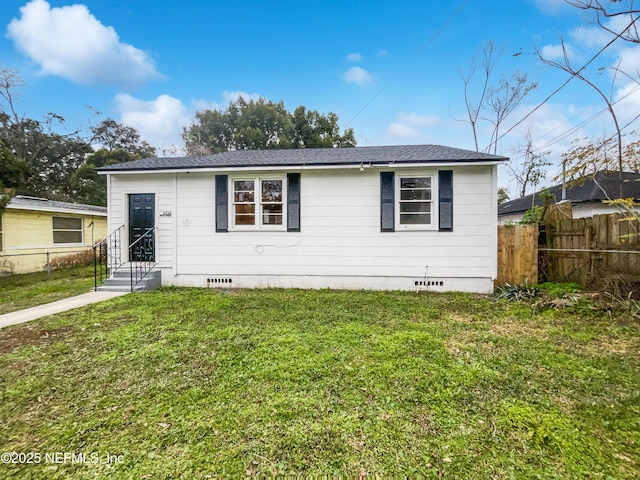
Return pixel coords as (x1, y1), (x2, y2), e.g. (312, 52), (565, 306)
(397, 175), (435, 229)
(232, 177), (284, 229)
(52, 216), (83, 244)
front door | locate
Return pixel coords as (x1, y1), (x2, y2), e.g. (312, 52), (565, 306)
(128, 193), (155, 262)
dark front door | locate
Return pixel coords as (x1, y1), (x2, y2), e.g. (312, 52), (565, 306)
(128, 193), (155, 262)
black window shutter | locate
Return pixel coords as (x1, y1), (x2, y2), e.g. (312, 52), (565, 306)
(439, 170), (453, 231)
(287, 173), (301, 232)
(380, 172), (395, 232)
(215, 174), (228, 232)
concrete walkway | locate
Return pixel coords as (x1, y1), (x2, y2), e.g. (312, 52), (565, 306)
(0, 291), (128, 329)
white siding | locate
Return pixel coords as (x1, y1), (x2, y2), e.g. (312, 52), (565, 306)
(108, 165), (498, 293)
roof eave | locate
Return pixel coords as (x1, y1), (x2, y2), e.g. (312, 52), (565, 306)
(7, 204), (108, 216)
(98, 158), (507, 175)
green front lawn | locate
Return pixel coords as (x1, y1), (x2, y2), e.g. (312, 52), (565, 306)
(1, 288), (638, 478)
(0, 266), (96, 315)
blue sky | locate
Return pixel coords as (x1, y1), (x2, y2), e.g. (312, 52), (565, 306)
(1, 0), (639, 195)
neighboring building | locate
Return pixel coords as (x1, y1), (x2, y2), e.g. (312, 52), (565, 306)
(98, 144), (508, 293)
(0, 196), (107, 274)
(498, 171), (640, 224)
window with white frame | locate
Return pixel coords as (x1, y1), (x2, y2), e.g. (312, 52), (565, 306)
(232, 177), (285, 228)
(52, 216), (83, 244)
(397, 175), (435, 229)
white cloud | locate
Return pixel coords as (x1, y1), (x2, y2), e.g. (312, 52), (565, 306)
(343, 66), (375, 86)
(539, 43), (572, 62)
(396, 112), (441, 128)
(614, 81), (640, 127)
(6, 0), (162, 88)
(385, 112), (441, 142)
(222, 90), (261, 104)
(386, 122), (423, 140)
(191, 90), (262, 113)
(115, 94), (190, 153)
(613, 45), (640, 82)
(346, 52), (363, 62)
(570, 25), (614, 52)
(114, 90), (265, 155)
(531, 0), (567, 15)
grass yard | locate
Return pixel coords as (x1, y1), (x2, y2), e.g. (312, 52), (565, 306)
(0, 266), (96, 315)
(0, 288), (639, 478)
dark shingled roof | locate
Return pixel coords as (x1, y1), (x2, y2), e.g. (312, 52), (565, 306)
(97, 144), (509, 172)
(8, 195), (107, 215)
(499, 171), (640, 216)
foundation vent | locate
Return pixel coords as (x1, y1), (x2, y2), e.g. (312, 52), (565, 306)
(414, 280), (444, 287)
(207, 277), (233, 286)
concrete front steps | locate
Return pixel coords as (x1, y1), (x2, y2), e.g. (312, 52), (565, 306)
(97, 267), (161, 292)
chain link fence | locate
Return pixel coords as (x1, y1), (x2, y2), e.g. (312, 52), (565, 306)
(0, 248), (95, 277)
(539, 248), (640, 298)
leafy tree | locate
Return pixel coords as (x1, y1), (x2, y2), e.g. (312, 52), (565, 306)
(0, 112), (90, 201)
(0, 142), (17, 213)
(183, 97), (356, 155)
(0, 68), (91, 201)
(291, 106), (356, 148)
(32, 134), (91, 201)
(520, 205), (545, 224)
(0, 139), (28, 193)
(67, 118), (158, 205)
(0, 69), (155, 205)
(559, 134), (640, 183)
(498, 187), (510, 204)
(72, 149), (138, 206)
(90, 118), (156, 158)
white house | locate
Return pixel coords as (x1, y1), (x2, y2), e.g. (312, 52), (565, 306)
(98, 145), (508, 293)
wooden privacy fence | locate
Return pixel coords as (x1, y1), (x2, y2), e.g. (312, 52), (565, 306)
(542, 212), (640, 288)
(496, 212), (640, 292)
(496, 224), (538, 286)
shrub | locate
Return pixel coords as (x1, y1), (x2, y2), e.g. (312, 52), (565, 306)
(494, 282), (540, 301)
(49, 250), (94, 269)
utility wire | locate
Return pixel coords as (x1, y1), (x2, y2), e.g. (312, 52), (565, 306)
(484, 14), (640, 153)
(530, 81), (640, 154)
(345, 0), (470, 127)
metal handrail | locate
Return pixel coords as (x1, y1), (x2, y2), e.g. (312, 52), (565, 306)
(128, 227), (157, 292)
(93, 225), (125, 291)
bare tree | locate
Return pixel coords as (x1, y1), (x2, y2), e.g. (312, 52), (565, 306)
(486, 72), (539, 155)
(458, 42), (538, 154)
(567, 0), (640, 43)
(537, 39), (626, 194)
(0, 68), (24, 126)
(458, 42), (499, 152)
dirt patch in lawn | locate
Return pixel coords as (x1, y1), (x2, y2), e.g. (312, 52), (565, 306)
(0, 324), (74, 355)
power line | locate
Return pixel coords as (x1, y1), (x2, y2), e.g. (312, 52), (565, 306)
(484, 14), (640, 153)
(345, 0), (470, 127)
(531, 81), (640, 154)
